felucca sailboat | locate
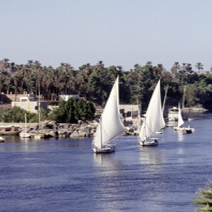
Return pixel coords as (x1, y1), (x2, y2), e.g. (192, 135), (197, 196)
(174, 103), (194, 133)
(92, 76), (126, 153)
(20, 113), (31, 138)
(139, 79), (165, 146)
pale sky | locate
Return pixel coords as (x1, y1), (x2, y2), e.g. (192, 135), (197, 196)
(1, 0), (212, 71)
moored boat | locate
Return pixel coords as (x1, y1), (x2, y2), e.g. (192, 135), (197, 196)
(0, 126), (21, 135)
(0, 136), (5, 142)
(20, 113), (31, 138)
(174, 103), (194, 133)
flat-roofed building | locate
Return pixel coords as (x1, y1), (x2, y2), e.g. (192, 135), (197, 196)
(119, 105), (141, 119)
(11, 94), (48, 114)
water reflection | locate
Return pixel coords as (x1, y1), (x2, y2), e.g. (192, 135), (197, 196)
(0, 136), (46, 152)
(137, 146), (166, 211)
(139, 147), (165, 165)
(177, 131), (184, 142)
(93, 153), (121, 170)
(20, 138), (31, 151)
(92, 154), (124, 212)
(3, 135), (21, 143)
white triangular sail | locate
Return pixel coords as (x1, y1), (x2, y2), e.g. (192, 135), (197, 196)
(139, 79), (165, 141)
(177, 103), (184, 127)
(93, 76), (125, 149)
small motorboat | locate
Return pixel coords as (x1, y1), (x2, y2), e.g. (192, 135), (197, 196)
(0, 136), (5, 142)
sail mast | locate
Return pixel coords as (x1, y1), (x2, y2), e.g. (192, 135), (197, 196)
(182, 85), (186, 109)
(38, 71), (41, 130)
(100, 116), (102, 149)
(162, 85), (168, 112)
(25, 113), (27, 133)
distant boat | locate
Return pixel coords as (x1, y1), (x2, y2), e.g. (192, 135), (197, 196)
(0, 125), (21, 135)
(139, 79), (166, 146)
(32, 79), (45, 139)
(174, 103), (194, 134)
(20, 113), (31, 138)
(32, 134), (45, 139)
(0, 136), (5, 142)
(92, 76), (126, 153)
(168, 107), (178, 121)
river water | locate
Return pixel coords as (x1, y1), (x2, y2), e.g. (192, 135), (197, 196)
(0, 113), (212, 212)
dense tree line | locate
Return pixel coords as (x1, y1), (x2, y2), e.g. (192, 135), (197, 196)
(1, 58), (212, 110)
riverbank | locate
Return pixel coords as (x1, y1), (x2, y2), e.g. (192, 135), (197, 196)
(0, 120), (99, 138)
(0, 118), (138, 138)
(182, 107), (208, 112)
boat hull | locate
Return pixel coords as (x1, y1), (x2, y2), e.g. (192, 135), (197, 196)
(32, 134), (45, 139)
(20, 132), (31, 138)
(0, 136), (5, 142)
(140, 139), (158, 147)
(174, 127), (194, 134)
(93, 145), (115, 153)
(0, 131), (21, 135)
(183, 129), (193, 134)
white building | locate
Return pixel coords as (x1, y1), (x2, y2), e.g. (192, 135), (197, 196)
(11, 94), (47, 114)
(119, 105), (141, 119)
(59, 94), (79, 101)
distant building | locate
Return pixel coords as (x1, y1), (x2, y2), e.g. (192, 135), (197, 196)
(11, 94), (48, 114)
(59, 94), (79, 101)
(119, 105), (141, 119)
(1, 93), (37, 103)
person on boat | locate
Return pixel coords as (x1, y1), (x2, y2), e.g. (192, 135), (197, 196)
(142, 136), (147, 145)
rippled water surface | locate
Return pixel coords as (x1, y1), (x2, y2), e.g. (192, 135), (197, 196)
(0, 113), (212, 212)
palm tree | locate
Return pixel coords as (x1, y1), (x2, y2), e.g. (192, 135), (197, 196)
(2, 59), (13, 94)
(194, 181), (212, 212)
(13, 64), (23, 97)
(2, 58), (10, 71)
(195, 62), (204, 73)
(134, 64), (141, 71)
(146, 61), (152, 66)
(178, 63), (187, 84)
(0, 71), (3, 93)
(5, 73), (11, 94)
(185, 63), (194, 82)
(34, 60), (42, 96)
(53, 68), (66, 100)
(154, 64), (164, 77)
(115, 65), (121, 71)
(171, 62), (180, 79)
(61, 63), (74, 94)
(96, 61), (104, 71)
(25, 67), (35, 94)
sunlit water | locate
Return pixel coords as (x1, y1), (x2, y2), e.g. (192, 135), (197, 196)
(0, 113), (212, 212)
